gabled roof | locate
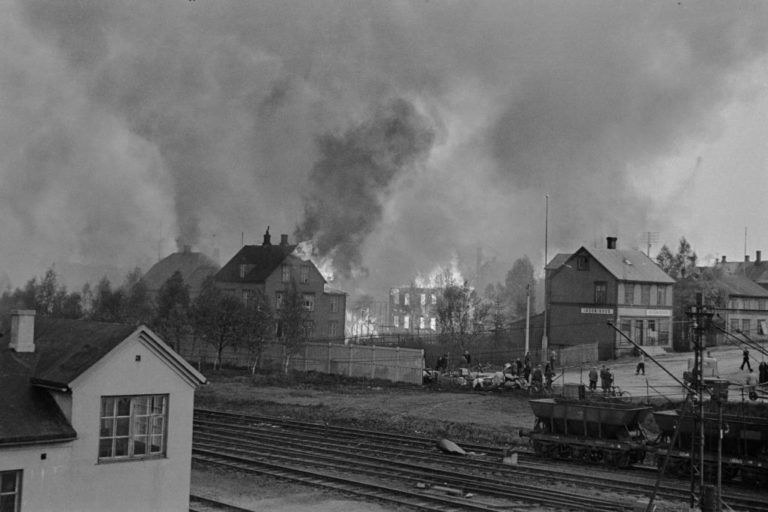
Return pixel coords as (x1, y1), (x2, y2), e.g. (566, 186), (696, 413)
(142, 250), (219, 295)
(215, 243), (301, 284)
(690, 269), (768, 298)
(0, 316), (206, 447)
(546, 253), (571, 271)
(717, 260), (768, 286)
(0, 348), (76, 446)
(554, 247), (675, 284)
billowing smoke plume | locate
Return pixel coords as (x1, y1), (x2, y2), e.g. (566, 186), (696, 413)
(295, 98), (435, 278)
(2, 1), (768, 295)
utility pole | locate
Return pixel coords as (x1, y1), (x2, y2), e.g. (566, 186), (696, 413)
(542, 195), (549, 362)
(525, 283), (531, 355)
(685, 293), (715, 511)
(643, 231), (658, 257)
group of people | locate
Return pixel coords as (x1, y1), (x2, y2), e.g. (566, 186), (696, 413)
(587, 364), (614, 393)
(501, 353), (556, 391)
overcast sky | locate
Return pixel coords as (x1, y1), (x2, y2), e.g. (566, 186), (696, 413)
(2, 0), (767, 296)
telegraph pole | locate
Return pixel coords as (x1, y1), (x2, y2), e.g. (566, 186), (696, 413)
(685, 293), (715, 511)
(542, 195), (549, 362)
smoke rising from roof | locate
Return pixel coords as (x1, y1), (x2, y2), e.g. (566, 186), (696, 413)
(2, 1), (768, 295)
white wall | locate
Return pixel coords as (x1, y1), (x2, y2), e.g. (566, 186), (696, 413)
(2, 333), (197, 512)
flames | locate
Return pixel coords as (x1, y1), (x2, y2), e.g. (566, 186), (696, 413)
(293, 240), (335, 283)
(414, 257), (464, 288)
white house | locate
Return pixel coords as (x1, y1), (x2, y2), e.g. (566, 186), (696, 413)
(0, 310), (206, 512)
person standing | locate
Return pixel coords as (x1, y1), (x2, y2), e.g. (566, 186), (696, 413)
(515, 358), (523, 375)
(741, 348), (752, 371)
(523, 361), (532, 383)
(588, 366), (598, 391)
(636, 354), (645, 376)
(544, 363), (554, 391)
(600, 365), (610, 393)
(531, 364), (544, 390)
(462, 350), (471, 367)
(524, 352), (531, 368)
(549, 349), (557, 371)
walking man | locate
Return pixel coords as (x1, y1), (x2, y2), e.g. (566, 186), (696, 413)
(636, 354), (645, 376)
(741, 348), (752, 371)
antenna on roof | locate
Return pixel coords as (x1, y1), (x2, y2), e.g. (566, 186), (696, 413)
(643, 231), (658, 257)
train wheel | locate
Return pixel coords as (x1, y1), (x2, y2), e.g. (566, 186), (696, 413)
(532, 441), (544, 455)
(588, 449), (604, 464)
(667, 458), (688, 478)
(556, 444), (573, 460)
(571, 446), (586, 461)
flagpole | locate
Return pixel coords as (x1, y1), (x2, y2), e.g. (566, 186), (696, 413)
(542, 195), (549, 362)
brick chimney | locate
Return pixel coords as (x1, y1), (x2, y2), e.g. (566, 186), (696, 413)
(280, 234), (289, 246)
(9, 309), (36, 353)
(721, 255), (726, 263)
(745, 255), (750, 262)
(262, 226), (271, 246)
(606, 236), (617, 250)
(757, 251), (762, 264)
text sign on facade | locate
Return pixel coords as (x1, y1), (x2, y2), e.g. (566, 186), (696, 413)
(581, 307), (614, 315)
(645, 309), (671, 317)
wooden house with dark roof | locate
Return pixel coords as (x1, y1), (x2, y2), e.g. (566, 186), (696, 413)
(546, 237), (675, 360)
(0, 310), (206, 512)
(215, 228), (347, 340)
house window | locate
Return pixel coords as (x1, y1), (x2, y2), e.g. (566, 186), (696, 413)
(420, 294), (426, 306)
(431, 293), (436, 304)
(404, 315), (410, 329)
(620, 319), (632, 337)
(328, 320), (339, 337)
(300, 266), (309, 284)
(281, 264), (290, 283)
(302, 293), (315, 312)
(404, 294), (410, 306)
(99, 395), (168, 462)
(741, 318), (751, 335)
(624, 283), (635, 305)
(656, 285), (667, 306)
(576, 255), (589, 270)
(303, 320), (315, 337)
(647, 319), (657, 345)
(0, 470), (21, 512)
(419, 316), (425, 329)
(393, 315), (399, 328)
(730, 318), (739, 332)
(430, 317), (437, 330)
(658, 319), (670, 345)
(240, 264), (246, 279)
(275, 292), (284, 310)
(330, 296), (339, 313)
(641, 285), (651, 305)
(242, 289), (254, 306)
(594, 282), (607, 305)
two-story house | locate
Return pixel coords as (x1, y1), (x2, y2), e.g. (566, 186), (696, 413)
(546, 237), (675, 360)
(214, 229), (347, 339)
(0, 310), (206, 512)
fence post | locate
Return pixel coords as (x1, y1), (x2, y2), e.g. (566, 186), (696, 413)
(370, 345), (376, 379)
(303, 344), (308, 373)
(348, 344), (353, 377)
(395, 347), (401, 382)
(327, 342), (332, 374)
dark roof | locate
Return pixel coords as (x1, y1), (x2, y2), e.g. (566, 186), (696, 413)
(577, 247), (675, 283)
(717, 260), (768, 286)
(142, 250), (219, 295)
(31, 318), (138, 388)
(215, 243), (299, 283)
(693, 271), (768, 298)
(546, 253), (571, 271)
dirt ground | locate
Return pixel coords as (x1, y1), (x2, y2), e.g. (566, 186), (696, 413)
(190, 343), (768, 511)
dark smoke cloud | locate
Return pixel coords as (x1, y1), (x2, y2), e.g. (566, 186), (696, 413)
(295, 98), (435, 278)
(2, 0), (767, 297)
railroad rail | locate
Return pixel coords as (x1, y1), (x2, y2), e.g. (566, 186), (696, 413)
(193, 408), (767, 511)
(189, 494), (255, 512)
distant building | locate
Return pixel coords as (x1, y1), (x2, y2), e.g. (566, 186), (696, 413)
(546, 237), (675, 360)
(214, 229), (346, 340)
(388, 286), (440, 334)
(0, 310), (206, 512)
(142, 245), (220, 299)
(715, 250), (768, 291)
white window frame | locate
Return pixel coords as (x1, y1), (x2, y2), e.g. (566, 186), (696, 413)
(281, 264), (290, 283)
(303, 293), (315, 311)
(99, 394), (168, 462)
(0, 470), (22, 512)
(330, 296), (339, 313)
(300, 266), (309, 284)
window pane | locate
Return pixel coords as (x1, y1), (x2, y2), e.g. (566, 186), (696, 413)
(151, 396), (166, 415)
(100, 418), (114, 437)
(134, 436), (147, 456)
(116, 397), (131, 416)
(99, 438), (114, 458)
(151, 416), (165, 435)
(116, 418), (130, 436)
(134, 396), (150, 415)
(101, 397), (115, 417)
(150, 435), (163, 453)
(134, 417), (149, 436)
(0, 494), (17, 512)
(115, 438), (129, 457)
(0, 473), (15, 493)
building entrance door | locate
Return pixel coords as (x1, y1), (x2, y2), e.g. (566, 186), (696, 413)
(634, 319), (645, 346)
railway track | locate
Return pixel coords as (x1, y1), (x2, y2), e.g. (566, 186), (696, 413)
(189, 494), (256, 511)
(193, 408), (767, 511)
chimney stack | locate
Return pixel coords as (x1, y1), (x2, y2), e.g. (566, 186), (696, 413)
(721, 255), (726, 263)
(757, 251), (762, 264)
(281, 234), (288, 246)
(262, 226), (271, 246)
(745, 255), (750, 262)
(606, 236), (617, 250)
(9, 310), (36, 353)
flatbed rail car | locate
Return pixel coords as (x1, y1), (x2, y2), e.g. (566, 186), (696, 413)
(527, 398), (651, 468)
(652, 409), (768, 487)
